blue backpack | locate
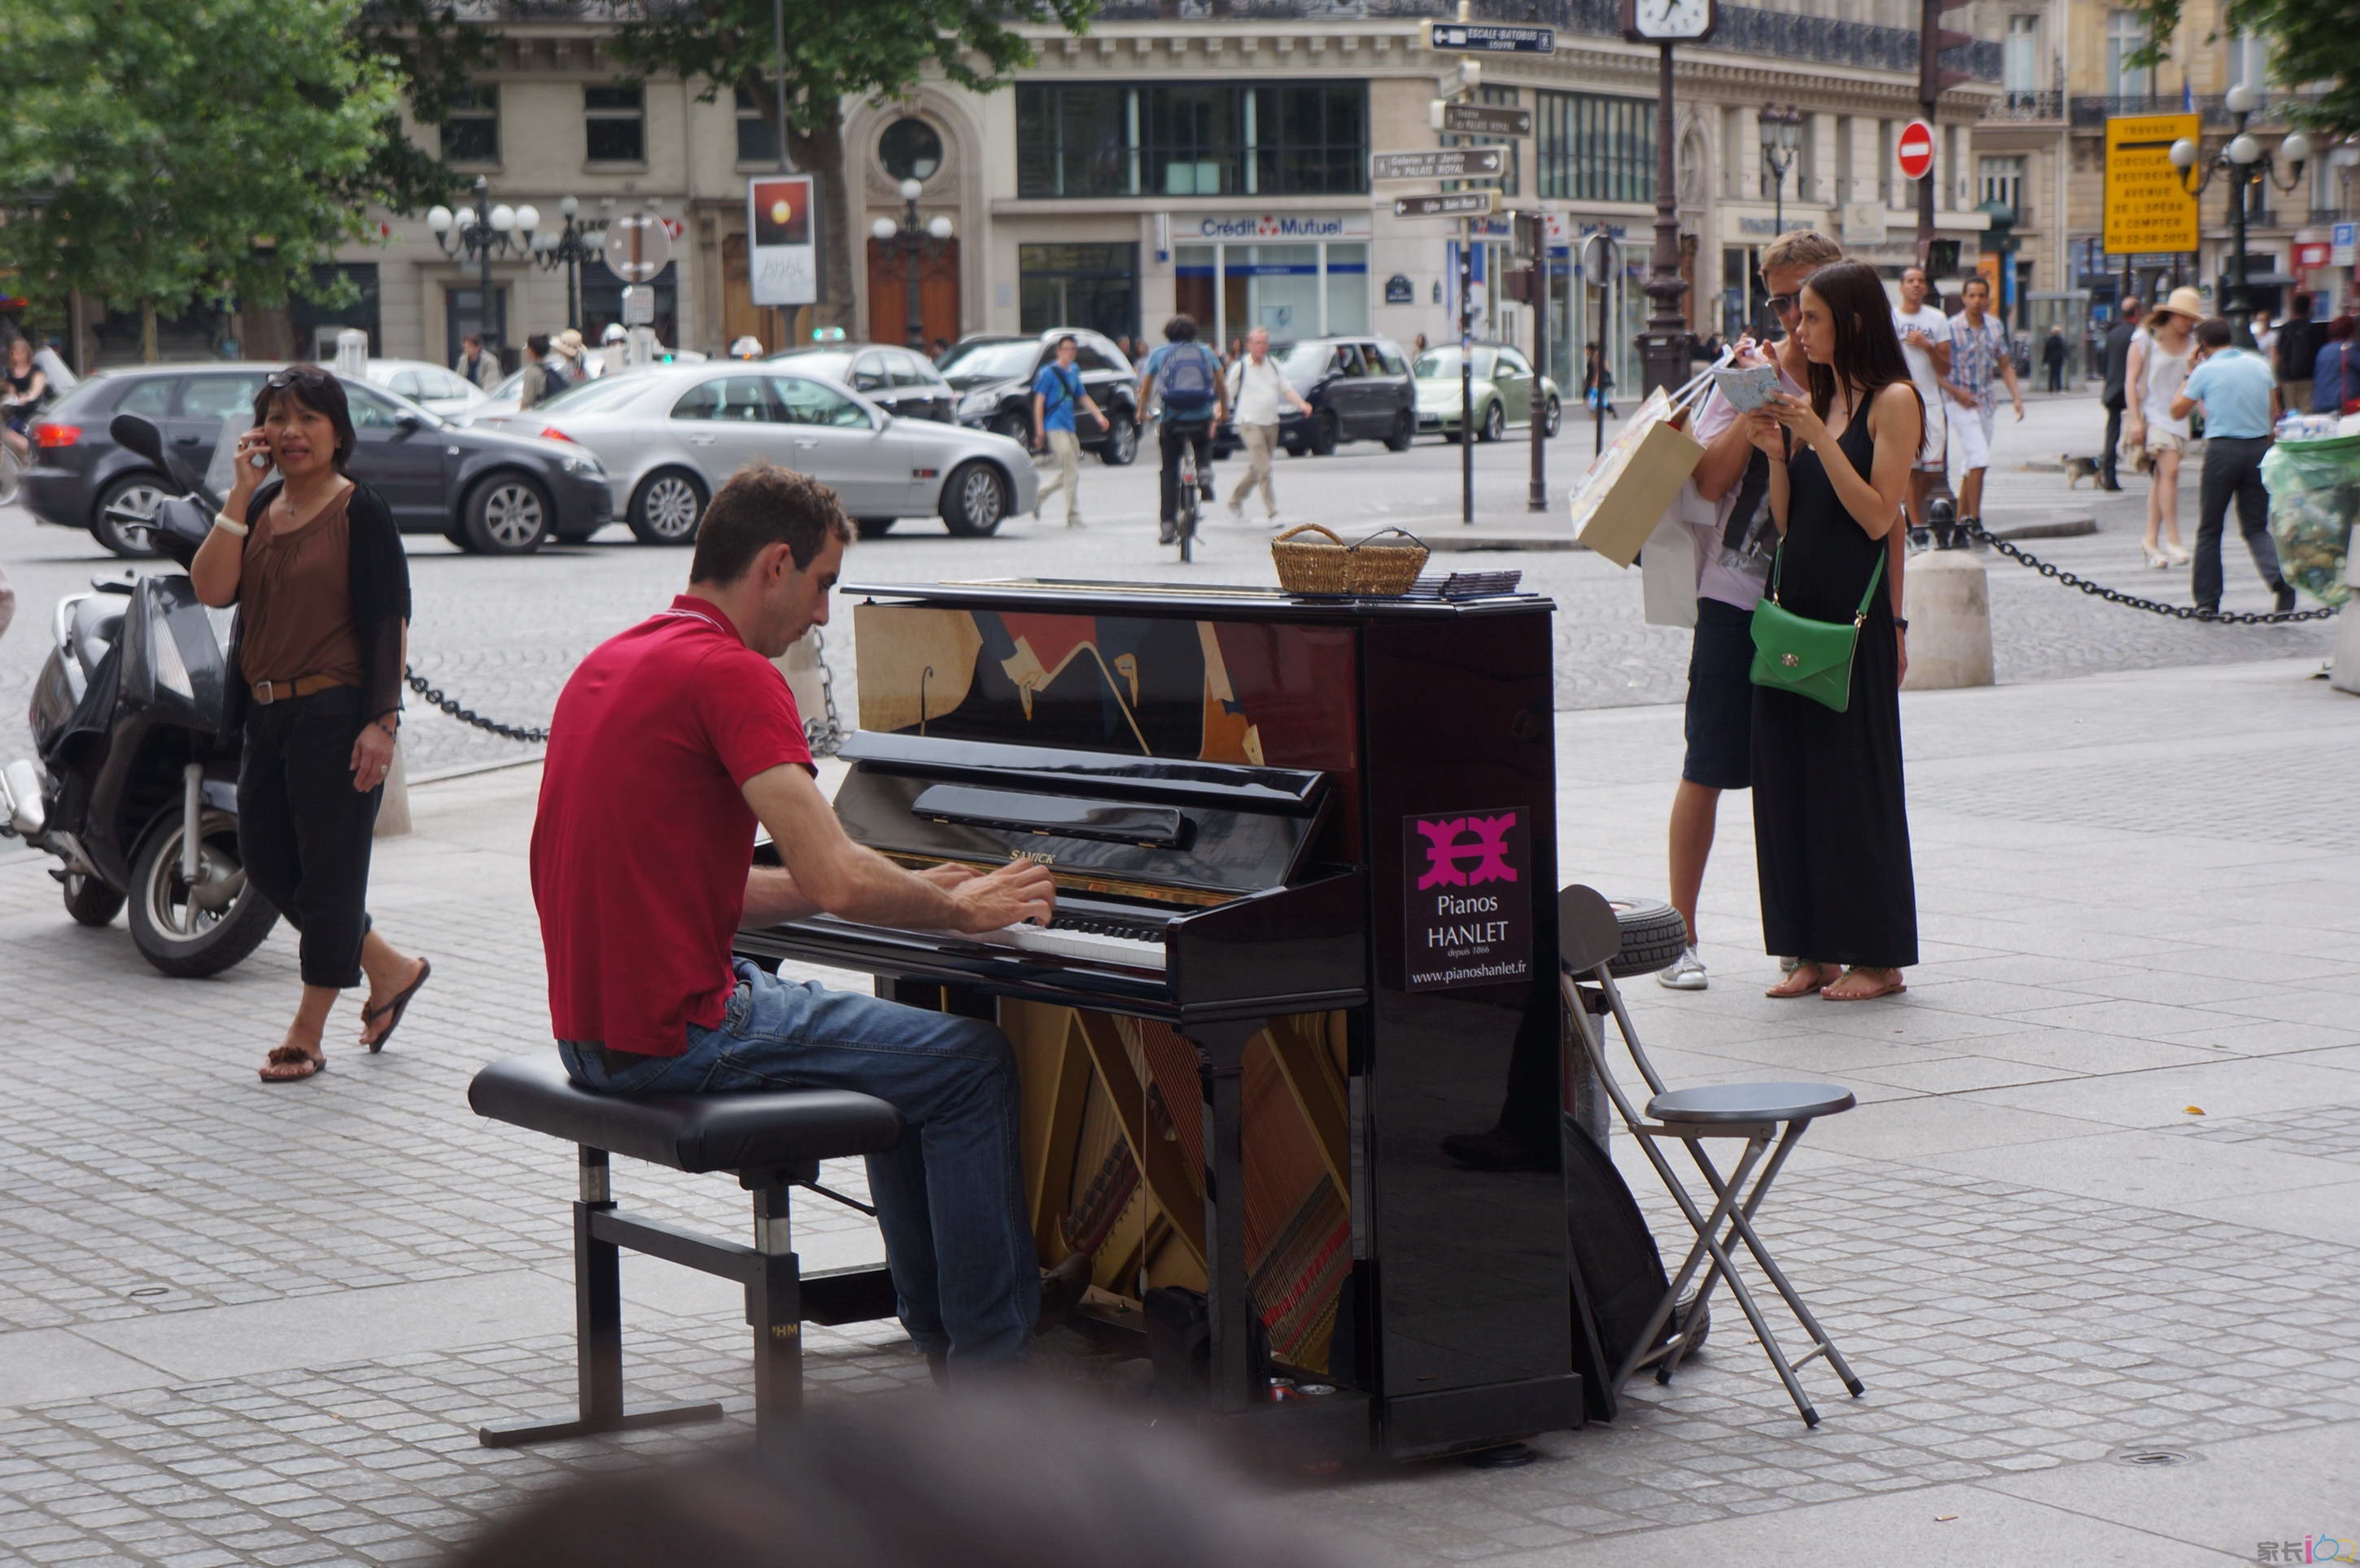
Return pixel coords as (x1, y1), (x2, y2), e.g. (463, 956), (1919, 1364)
(1159, 343), (1217, 417)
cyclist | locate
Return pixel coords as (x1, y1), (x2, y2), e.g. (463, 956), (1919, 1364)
(1138, 314), (1226, 548)
(2, 337), (50, 461)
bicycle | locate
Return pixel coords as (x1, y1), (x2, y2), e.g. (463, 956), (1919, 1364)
(1174, 441), (1203, 562)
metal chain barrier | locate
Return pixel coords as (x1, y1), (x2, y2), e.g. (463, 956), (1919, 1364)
(1962, 522), (2341, 626)
(404, 632), (848, 758)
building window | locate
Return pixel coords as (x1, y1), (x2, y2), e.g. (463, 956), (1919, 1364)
(735, 87), (778, 164)
(1444, 85), (1520, 198)
(1015, 82), (1366, 199)
(442, 85), (499, 165)
(2105, 11), (2153, 100)
(2004, 15), (2041, 95)
(880, 118), (944, 183)
(2227, 31), (2270, 96)
(1019, 243), (1138, 340)
(1979, 155), (2026, 217)
(586, 84), (645, 164)
(1536, 91), (1653, 204)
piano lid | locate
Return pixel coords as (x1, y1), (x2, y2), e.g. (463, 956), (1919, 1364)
(844, 578), (1554, 622)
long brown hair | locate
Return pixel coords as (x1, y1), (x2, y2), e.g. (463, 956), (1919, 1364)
(1800, 260), (1922, 446)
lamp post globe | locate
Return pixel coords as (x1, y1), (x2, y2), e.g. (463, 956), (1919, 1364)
(558, 194), (579, 219)
(898, 177), (924, 203)
(926, 216), (953, 241)
(2224, 81), (2257, 116)
(426, 204), (454, 234)
(2227, 133), (2261, 166)
(2279, 132), (2310, 167)
(2169, 138), (2197, 169)
(514, 203), (540, 235)
(872, 216), (898, 242)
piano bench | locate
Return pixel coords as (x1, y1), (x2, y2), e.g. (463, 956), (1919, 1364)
(465, 1055), (905, 1448)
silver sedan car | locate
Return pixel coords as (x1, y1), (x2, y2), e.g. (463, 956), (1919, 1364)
(478, 364), (1036, 543)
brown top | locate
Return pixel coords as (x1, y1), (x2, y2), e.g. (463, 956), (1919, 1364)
(238, 485), (365, 690)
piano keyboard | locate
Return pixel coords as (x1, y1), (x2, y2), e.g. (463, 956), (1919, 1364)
(795, 912), (1169, 971)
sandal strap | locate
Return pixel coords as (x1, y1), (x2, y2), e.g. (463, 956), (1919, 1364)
(265, 1044), (321, 1066)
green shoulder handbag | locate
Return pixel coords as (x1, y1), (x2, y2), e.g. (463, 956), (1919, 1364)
(1747, 544), (1886, 714)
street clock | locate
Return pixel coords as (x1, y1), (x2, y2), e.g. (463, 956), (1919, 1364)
(1622, 0), (1715, 41)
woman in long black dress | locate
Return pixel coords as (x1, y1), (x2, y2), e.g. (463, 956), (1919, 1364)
(1744, 259), (1922, 1001)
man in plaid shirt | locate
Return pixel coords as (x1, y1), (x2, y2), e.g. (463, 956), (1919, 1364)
(1940, 276), (2025, 522)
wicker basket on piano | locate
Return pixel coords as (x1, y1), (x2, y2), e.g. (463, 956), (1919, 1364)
(1271, 524), (1431, 597)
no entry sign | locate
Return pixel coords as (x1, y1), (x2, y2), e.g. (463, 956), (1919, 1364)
(1896, 120), (1936, 181)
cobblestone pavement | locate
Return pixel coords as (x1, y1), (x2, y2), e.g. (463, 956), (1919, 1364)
(0, 392), (2336, 775)
(3, 653), (2356, 1564)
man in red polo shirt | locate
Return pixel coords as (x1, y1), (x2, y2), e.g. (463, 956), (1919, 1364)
(532, 462), (1068, 1371)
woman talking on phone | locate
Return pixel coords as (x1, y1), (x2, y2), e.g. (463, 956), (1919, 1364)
(191, 366), (430, 1081)
(1742, 260), (1921, 1002)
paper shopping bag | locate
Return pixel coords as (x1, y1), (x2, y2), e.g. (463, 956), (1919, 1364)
(1568, 387), (1705, 567)
(1639, 479), (1711, 629)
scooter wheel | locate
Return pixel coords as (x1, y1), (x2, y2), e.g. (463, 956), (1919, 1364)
(127, 809), (279, 978)
(63, 871), (126, 928)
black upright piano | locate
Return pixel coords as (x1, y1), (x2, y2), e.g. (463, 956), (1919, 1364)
(735, 578), (1588, 1459)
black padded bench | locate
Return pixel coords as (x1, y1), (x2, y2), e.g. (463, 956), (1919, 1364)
(467, 1055), (906, 1447)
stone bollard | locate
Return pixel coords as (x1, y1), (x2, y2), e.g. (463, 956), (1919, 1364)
(2334, 599), (2360, 698)
(374, 730), (412, 838)
(1901, 548), (1995, 691)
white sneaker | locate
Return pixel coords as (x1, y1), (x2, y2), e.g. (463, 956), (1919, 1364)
(1658, 946), (1708, 991)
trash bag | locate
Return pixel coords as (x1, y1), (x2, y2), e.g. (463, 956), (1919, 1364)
(2261, 433), (2359, 608)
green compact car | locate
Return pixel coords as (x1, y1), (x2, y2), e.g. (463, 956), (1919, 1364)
(1413, 343), (1562, 443)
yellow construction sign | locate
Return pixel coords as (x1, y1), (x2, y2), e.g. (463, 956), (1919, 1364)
(2104, 113), (2200, 256)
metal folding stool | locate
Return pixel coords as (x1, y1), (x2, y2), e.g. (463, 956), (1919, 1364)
(1558, 885), (1866, 1427)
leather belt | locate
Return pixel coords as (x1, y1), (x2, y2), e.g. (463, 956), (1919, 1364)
(250, 674), (353, 705)
(584, 1044), (660, 1074)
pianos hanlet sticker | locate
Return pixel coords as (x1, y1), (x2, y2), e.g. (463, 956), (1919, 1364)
(1403, 808), (1532, 990)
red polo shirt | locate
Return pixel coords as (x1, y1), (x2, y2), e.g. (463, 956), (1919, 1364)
(531, 596), (812, 1055)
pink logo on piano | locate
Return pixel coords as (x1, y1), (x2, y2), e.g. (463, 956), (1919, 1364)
(1414, 813), (1521, 889)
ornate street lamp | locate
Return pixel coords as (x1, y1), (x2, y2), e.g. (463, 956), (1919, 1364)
(426, 177), (538, 360)
(870, 177), (953, 352)
(1756, 105), (1804, 334)
(529, 195), (607, 334)
(2168, 81), (2310, 343)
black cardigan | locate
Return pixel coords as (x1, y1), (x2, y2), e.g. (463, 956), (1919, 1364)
(224, 478), (412, 730)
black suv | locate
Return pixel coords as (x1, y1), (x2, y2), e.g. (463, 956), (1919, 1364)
(939, 328), (1141, 466)
(24, 364), (610, 556)
(1216, 336), (1417, 459)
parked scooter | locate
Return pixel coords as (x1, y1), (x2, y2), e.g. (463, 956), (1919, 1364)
(0, 413), (278, 976)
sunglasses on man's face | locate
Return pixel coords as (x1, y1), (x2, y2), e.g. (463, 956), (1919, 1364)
(1768, 294), (1801, 317)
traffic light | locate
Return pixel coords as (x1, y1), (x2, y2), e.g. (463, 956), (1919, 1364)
(1919, 0), (1973, 101)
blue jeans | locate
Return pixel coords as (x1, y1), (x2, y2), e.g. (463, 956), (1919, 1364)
(557, 960), (1040, 1366)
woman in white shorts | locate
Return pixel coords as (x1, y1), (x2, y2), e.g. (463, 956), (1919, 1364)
(2124, 286), (2201, 568)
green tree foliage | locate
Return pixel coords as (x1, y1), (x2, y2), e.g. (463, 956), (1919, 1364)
(609, 0), (1097, 333)
(2120, 0), (2360, 134)
(0, 0), (403, 345)
(349, 0), (507, 216)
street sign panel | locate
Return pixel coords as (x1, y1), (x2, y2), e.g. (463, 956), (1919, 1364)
(1395, 191), (1497, 218)
(601, 212), (673, 283)
(2332, 221), (2358, 268)
(620, 285), (655, 326)
(2103, 113), (2199, 257)
(1372, 147), (1505, 181)
(1436, 101), (1534, 138)
(1424, 20), (1556, 53)
(1895, 119), (1935, 181)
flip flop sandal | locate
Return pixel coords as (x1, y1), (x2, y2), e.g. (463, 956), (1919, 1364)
(361, 958), (432, 1053)
(1822, 971), (1907, 1002)
(260, 1044), (326, 1083)
(1765, 965), (1832, 998)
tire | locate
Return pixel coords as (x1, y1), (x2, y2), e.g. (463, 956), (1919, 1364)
(941, 461), (1009, 538)
(460, 472), (552, 555)
(126, 808), (279, 979)
(1384, 410), (1414, 452)
(989, 413), (1030, 447)
(1311, 410), (1339, 456)
(854, 517), (898, 539)
(1283, 440), (1306, 458)
(1478, 400), (1506, 443)
(627, 469), (706, 545)
(1604, 895), (1689, 978)
(1544, 396), (1563, 437)
(63, 871), (125, 928)
(1096, 413), (1138, 467)
(93, 473), (170, 558)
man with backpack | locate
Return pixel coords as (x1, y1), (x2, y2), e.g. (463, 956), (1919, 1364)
(1138, 315), (1227, 548)
(1030, 334), (1106, 529)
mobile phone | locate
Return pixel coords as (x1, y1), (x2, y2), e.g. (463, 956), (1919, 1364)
(245, 425), (272, 471)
